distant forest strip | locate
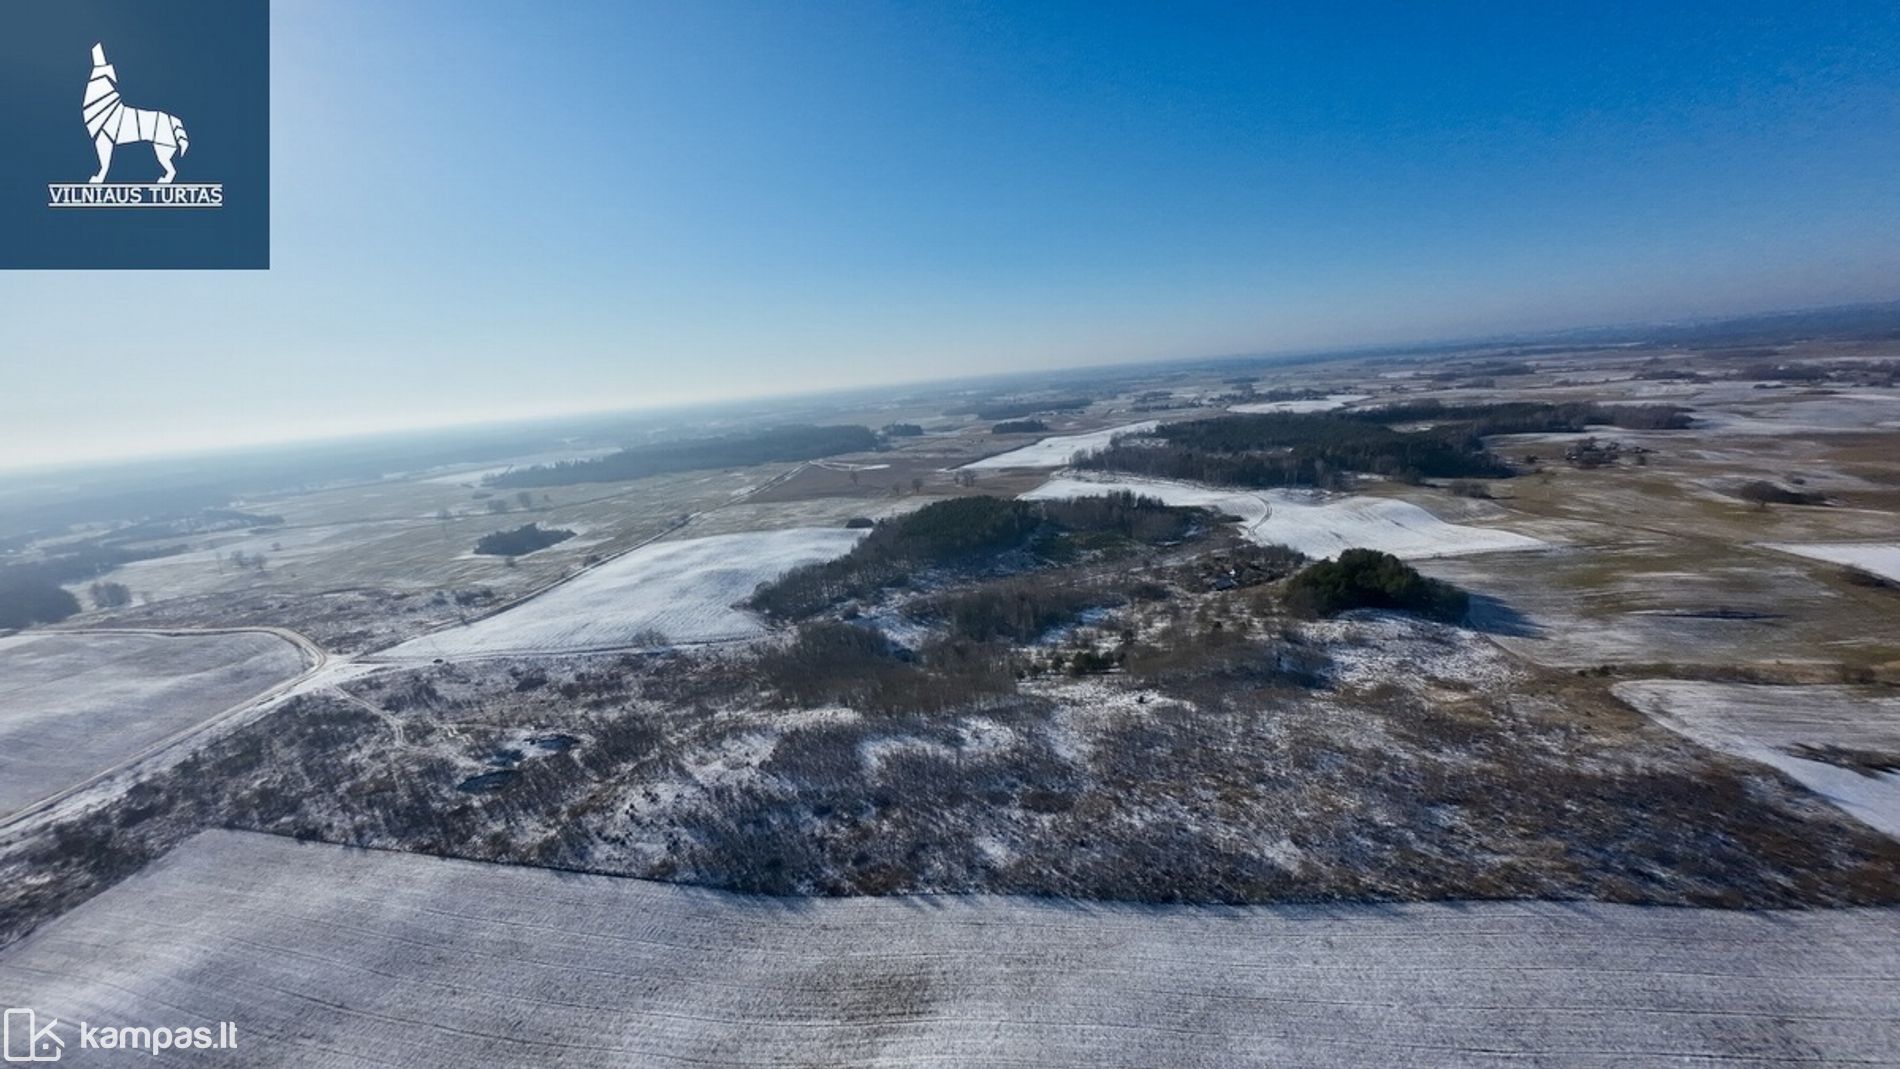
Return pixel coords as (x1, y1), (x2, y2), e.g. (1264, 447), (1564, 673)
(1074, 401), (1691, 489)
(1076, 412), (1508, 487)
(488, 425), (879, 488)
(748, 493), (1202, 619)
(965, 397), (1092, 421)
(1346, 399), (1693, 433)
(0, 541), (182, 629)
(991, 419), (1049, 434)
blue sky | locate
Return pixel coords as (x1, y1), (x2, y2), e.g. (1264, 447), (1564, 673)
(4, 0), (1898, 469)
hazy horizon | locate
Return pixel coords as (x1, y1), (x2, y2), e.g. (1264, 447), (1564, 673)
(5, 1), (1898, 470)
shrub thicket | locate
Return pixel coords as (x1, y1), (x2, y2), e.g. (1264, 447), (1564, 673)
(0, 576), (81, 629)
(1283, 549), (1468, 621)
(1734, 480), (1826, 507)
(473, 523), (575, 557)
(1349, 400), (1693, 433)
(991, 419), (1049, 435)
(749, 493), (1199, 619)
(916, 579), (1105, 642)
(490, 425), (878, 488)
(753, 620), (1017, 714)
(1079, 412), (1507, 487)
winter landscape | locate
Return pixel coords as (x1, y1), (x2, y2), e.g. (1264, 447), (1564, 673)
(6, 4), (1900, 1064)
(4, 321), (1899, 1065)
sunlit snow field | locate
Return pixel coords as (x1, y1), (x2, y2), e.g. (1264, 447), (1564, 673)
(960, 421), (1158, 470)
(379, 527), (866, 659)
(0, 632), (306, 816)
(2, 829), (1893, 1068)
(1025, 474), (1548, 559)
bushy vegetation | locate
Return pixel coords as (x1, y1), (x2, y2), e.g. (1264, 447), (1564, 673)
(1734, 480), (1826, 507)
(89, 581), (132, 609)
(0, 540), (185, 629)
(1078, 412), (1509, 487)
(1175, 542), (1307, 591)
(914, 578), (1106, 642)
(749, 493), (1201, 619)
(490, 425), (879, 487)
(991, 419), (1049, 434)
(0, 575), (81, 629)
(1284, 549), (1468, 621)
(882, 423), (924, 437)
(1350, 399), (1693, 433)
(1077, 400), (1692, 490)
(754, 621), (1018, 714)
(472, 523), (575, 557)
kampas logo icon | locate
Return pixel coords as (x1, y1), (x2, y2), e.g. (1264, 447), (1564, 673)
(83, 43), (190, 184)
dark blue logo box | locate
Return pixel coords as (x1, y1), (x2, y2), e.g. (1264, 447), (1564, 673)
(1, 0), (269, 269)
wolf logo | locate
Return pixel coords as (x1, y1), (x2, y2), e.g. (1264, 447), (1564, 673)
(82, 43), (189, 184)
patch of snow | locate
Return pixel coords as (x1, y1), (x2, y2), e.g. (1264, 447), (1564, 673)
(1228, 393), (1371, 414)
(1302, 613), (1522, 691)
(0, 631), (307, 816)
(1614, 681), (1900, 840)
(1762, 542), (1900, 583)
(960, 421), (1157, 470)
(1025, 474), (1547, 559)
(14, 829), (1898, 1068)
(379, 528), (866, 659)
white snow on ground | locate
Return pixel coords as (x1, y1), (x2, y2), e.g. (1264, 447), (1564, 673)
(1763, 542), (1900, 583)
(380, 528), (865, 659)
(418, 448), (621, 485)
(1228, 392), (1371, 414)
(0, 632), (306, 816)
(1615, 681), (1900, 839)
(1302, 613), (1522, 691)
(960, 421), (1157, 469)
(3, 829), (1895, 1068)
(1025, 474), (1547, 559)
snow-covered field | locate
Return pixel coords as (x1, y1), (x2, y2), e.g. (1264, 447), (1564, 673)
(1026, 474), (1547, 559)
(960, 420), (1157, 469)
(1228, 392), (1371, 414)
(1763, 542), (1900, 583)
(0, 632), (306, 816)
(1615, 681), (1900, 839)
(380, 527), (865, 659)
(2, 829), (1894, 1068)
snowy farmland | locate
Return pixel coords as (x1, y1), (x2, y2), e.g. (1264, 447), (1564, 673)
(0, 632), (307, 817)
(1763, 541), (1900, 583)
(1025, 474), (1547, 559)
(1, 829), (1895, 1068)
(960, 420), (1157, 469)
(379, 527), (865, 659)
(1615, 681), (1900, 839)
(1228, 392), (1371, 413)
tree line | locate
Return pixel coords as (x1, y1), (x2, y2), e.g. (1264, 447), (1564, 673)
(1074, 400), (1693, 489)
(748, 492), (1201, 619)
(489, 425), (879, 488)
(965, 397), (1092, 421)
(473, 523), (576, 557)
(0, 541), (181, 629)
(1076, 412), (1509, 487)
